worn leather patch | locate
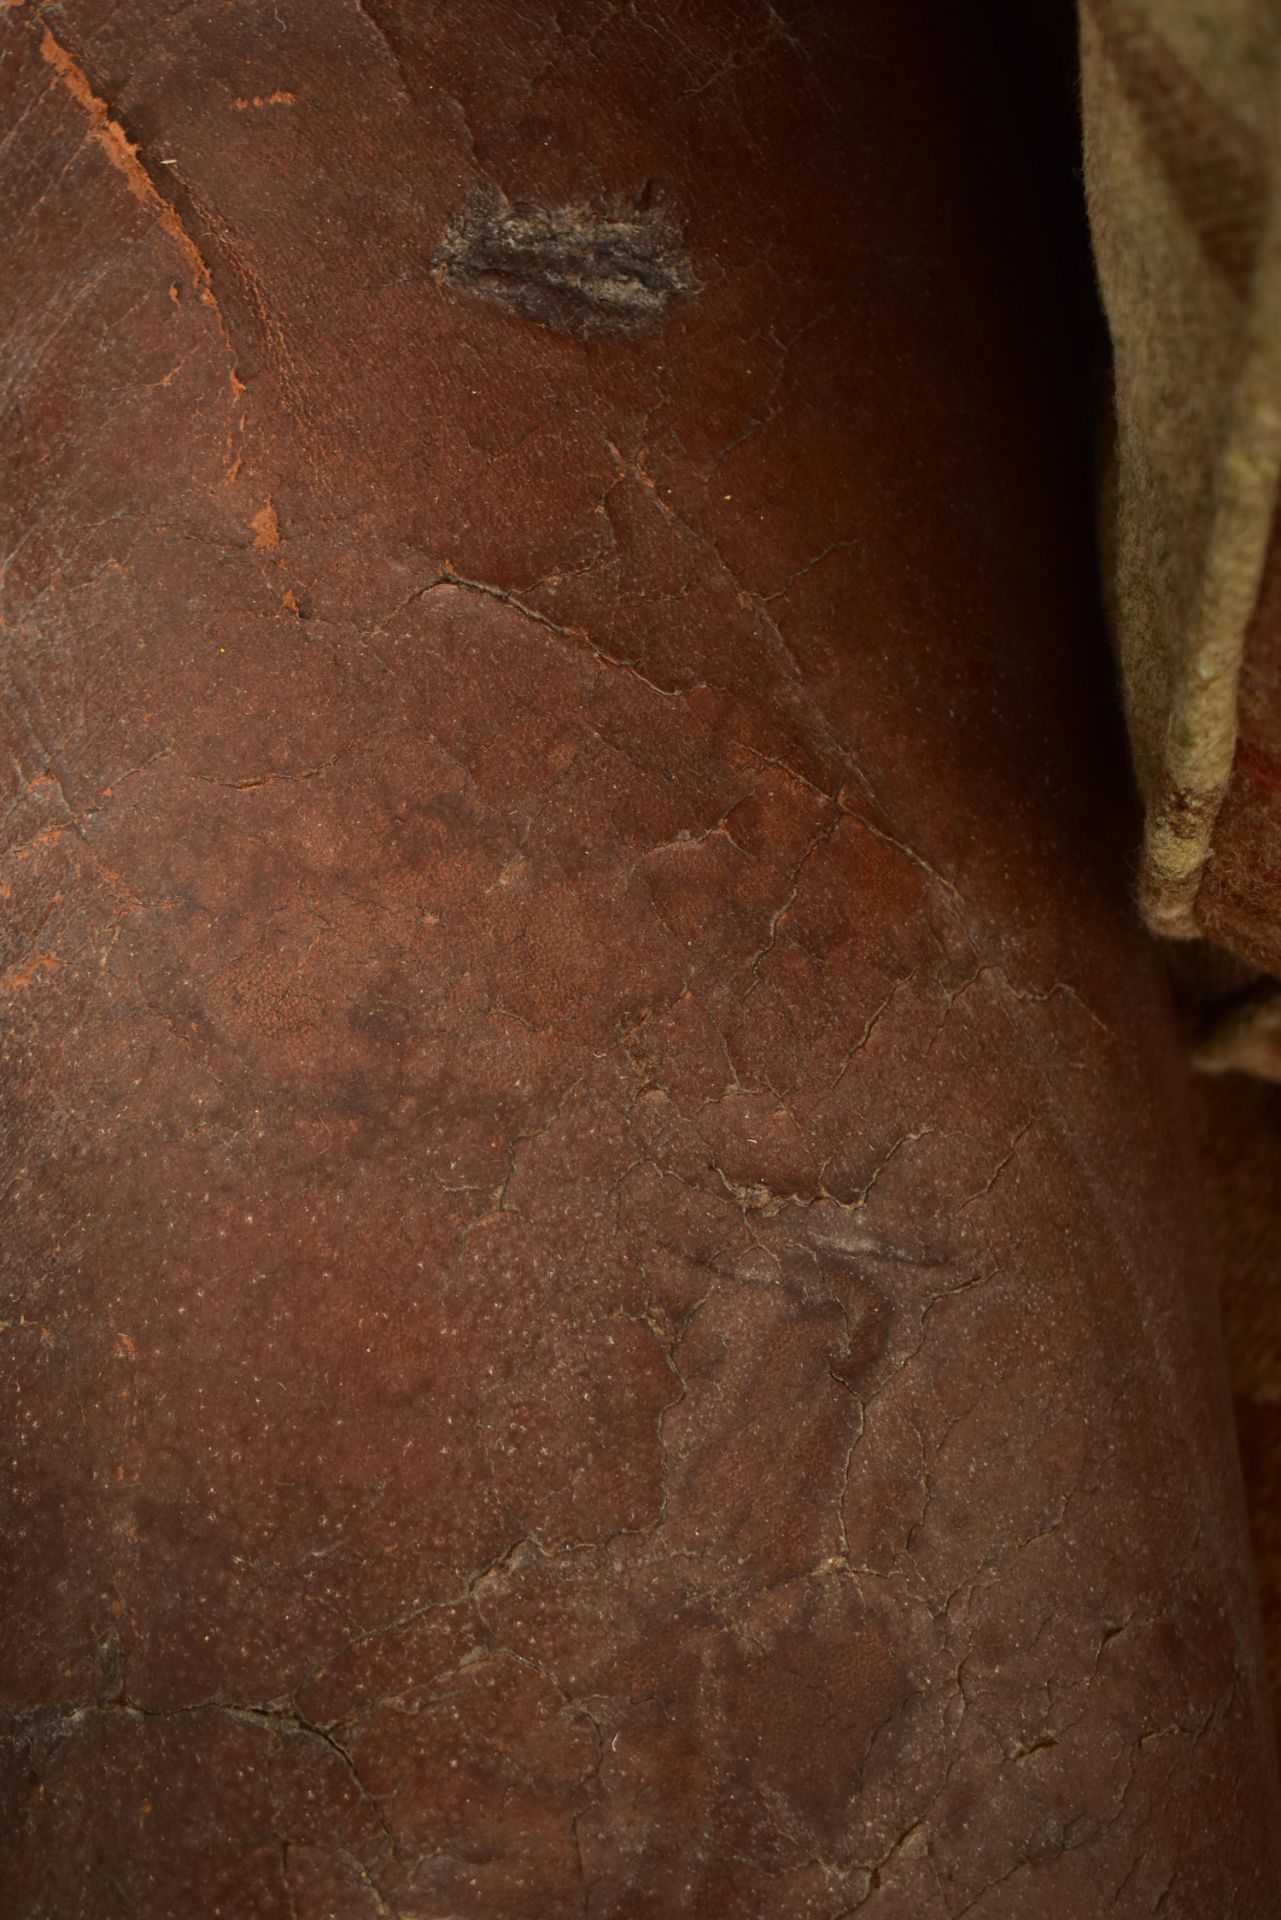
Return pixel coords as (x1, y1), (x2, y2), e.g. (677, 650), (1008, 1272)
(2, 3), (1278, 1914)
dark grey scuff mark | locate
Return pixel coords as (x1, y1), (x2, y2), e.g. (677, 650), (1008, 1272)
(432, 194), (696, 336)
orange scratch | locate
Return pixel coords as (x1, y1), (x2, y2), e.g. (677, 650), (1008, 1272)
(40, 26), (218, 308)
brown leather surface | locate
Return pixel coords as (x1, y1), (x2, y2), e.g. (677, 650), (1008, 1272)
(3, 4), (1279, 1915)
(1188, 1066), (1281, 1732)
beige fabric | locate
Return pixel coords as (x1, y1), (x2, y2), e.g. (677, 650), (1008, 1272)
(1080, 0), (1281, 937)
(1194, 980), (1281, 1078)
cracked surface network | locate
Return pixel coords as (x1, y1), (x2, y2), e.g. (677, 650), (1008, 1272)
(2, 0), (1279, 1916)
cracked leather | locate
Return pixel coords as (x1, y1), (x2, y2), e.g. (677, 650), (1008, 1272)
(3, 2), (1280, 1916)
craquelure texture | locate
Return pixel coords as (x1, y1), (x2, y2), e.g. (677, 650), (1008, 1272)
(2, 3), (1279, 1916)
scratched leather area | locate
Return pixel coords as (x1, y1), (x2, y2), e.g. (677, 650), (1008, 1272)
(2, 4), (1278, 1915)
